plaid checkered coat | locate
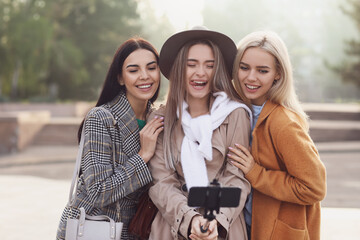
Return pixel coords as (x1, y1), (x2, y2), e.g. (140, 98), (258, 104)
(56, 91), (153, 240)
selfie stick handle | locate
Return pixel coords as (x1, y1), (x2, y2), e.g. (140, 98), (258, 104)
(200, 179), (220, 233)
(200, 208), (216, 233)
(200, 220), (210, 233)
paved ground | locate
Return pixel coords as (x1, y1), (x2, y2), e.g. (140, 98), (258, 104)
(0, 141), (359, 239)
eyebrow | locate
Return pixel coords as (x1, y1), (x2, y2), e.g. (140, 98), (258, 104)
(126, 61), (157, 69)
(187, 59), (215, 63)
(240, 61), (270, 69)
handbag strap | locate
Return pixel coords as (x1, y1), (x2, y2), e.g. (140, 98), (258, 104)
(78, 207), (117, 239)
(67, 107), (117, 206)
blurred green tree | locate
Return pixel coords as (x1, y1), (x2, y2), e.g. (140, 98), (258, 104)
(0, 0), (143, 101)
(45, 0), (142, 100)
(202, 0), (359, 102)
(336, 0), (360, 89)
(0, 0), (52, 100)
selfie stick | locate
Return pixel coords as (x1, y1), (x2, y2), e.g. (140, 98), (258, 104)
(188, 179), (241, 234)
(200, 179), (220, 233)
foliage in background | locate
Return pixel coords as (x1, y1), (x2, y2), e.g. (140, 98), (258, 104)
(202, 0), (360, 102)
(0, 0), (53, 100)
(0, 0), (165, 101)
(334, 0), (360, 89)
(1, 0), (359, 103)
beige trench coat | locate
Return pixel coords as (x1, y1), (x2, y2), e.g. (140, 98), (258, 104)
(148, 105), (251, 240)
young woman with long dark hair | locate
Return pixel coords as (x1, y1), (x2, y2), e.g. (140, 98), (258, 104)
(57, 38), (163, 240)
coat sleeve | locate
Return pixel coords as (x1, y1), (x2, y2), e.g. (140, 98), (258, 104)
(215, 107), (252, 233)
(148, 129), (200, 239)
(246, 119), (326, 205)
(81, 108), (152, 208)
(149, 108), (251, 239)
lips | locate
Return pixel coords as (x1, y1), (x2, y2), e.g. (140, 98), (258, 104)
(245, 84), (260, 90)
(190, 80), (208, 87)
(136, 83), (153, 89)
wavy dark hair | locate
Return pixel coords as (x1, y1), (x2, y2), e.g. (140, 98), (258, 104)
(77, 38), (160, 142)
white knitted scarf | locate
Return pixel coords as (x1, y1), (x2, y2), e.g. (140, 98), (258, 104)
(178, 91), (252, 190)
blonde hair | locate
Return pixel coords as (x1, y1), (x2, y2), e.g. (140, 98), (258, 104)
(233, 31), (309, 130)
(163, 40), (244, 170)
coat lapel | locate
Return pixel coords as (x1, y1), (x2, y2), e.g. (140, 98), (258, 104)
(107, 92), (140, 156)
(255, 101), (278, 128)
(251, 101), (278, 162)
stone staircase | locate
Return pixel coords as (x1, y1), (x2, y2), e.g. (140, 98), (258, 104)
(0, 103), (91, 154)
(31, 118), (82, 146)
(304, 103), (360, 142)
(1, 103), (359, 154)
(31, 103), (360, 146)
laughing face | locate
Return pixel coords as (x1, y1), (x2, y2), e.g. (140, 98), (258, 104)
(119, 49), (160, 106)
(185, 43), (214, 103)
(238, 47), (280, 106)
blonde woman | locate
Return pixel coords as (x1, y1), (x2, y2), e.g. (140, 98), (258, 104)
(229, 31), (326, 240)
(148, 26), (252, 240)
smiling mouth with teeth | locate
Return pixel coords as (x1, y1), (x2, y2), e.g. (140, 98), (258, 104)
(246, 84), (260, 90)
(192, 80), (207, 86)
(137, 84), (152, 89)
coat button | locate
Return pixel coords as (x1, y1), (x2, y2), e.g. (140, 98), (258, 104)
(181, 184), (187, 192)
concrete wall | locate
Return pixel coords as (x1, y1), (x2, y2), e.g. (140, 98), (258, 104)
(0, 111), (50, 154)
(0, 102), (93, 117)
(0, 102), (359, 154)
(0, 102), (92, 154)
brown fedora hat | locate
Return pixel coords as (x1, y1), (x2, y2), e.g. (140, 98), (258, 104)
(159, 26), (237, 79)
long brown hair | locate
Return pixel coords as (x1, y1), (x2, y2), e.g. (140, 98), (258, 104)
(163, 40), (244, 169)
(78, 38), (160, 142)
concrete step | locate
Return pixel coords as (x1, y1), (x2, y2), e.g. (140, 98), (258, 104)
(0, 102), (92, 117)
(31, 118), (82, 146)
(303, 103), (360, 121)
(30, 117), (360, 146)
(309, 120), (360, 142)
(307, 111), (360, 121)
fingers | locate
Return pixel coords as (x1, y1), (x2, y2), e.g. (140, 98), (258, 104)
(229, 158), (247, 173)
(138, 116), (164, 163)
(227, 143), (255, 174)
(190, 217), (218, 240)
(153, 124), (164, 137)
(234, 143), (251, 156)
(227, 153), (248, 172)
(228, 146), (247, 161)
(204, 220), (218, 240)
(189, 234), (201, 240)
(191, 216), (202, 234)
(227, 146), (248, 170)
(208, 219), (217, 231)
(140, 116), (164, 135)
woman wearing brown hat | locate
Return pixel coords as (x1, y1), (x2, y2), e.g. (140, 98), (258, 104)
(147, 26), (252, 240)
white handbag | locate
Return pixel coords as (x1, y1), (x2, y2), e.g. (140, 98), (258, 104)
(65, 207), (123, 240)
(65, 107), (123, 240)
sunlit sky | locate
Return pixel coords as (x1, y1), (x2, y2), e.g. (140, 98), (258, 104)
(147, 0), (204, 30)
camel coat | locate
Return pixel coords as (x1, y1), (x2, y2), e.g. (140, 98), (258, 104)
(247, 101), (326, 240)
(148, 105), (251, 240)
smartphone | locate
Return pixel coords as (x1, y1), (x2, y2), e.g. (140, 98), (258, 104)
(188, 186), (241, 209)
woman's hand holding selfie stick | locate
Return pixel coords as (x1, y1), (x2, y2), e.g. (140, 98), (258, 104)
(188, 179), (241, 239)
